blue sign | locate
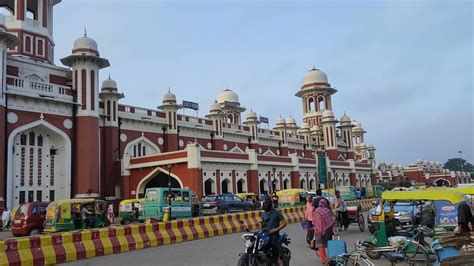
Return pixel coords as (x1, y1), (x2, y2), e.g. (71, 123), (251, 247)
(182, 100), (199, 110)
(259, 116), (269, 124)
(224, 101), (239, 109)
(433, 200), (459, 227)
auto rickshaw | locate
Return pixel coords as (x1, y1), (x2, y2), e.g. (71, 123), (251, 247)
(118, 198), (143, 225)
(276, 189), (308, 208)
(365, 190), (467, 259)
(140, 188), (196, 220)
(43, 199), (109, 233)
(236, 192), (258, 209)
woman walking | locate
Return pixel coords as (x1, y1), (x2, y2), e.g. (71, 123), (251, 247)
(107, 204), (115, 224)
(312, 199), (336, 264)
(305, 195), (314, 244)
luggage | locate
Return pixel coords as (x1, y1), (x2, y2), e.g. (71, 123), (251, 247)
(327, 235), (347, 259)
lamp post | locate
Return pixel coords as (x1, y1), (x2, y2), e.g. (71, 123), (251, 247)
(167, 163), (173, 217)
(272, 167), (276, 193)
(332, 168), (337, 189)
(458, 151), (464, 173)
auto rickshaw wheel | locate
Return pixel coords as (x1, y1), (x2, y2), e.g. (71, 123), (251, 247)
(358, 214), (365, 232)
(365, 243), (382, 259)
(121, 217), (131, 225)
(28, 228), (41, 236)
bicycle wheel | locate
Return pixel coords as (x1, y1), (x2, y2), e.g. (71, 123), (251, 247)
(357, 214), (365, 232)
(406, 245), (430, 266)
(402, 241), (420, 259)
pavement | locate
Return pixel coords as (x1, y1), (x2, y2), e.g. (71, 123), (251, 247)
(64, 218), (394, 266)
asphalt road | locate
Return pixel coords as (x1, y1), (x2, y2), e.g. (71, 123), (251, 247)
(64, 220), (394, 266)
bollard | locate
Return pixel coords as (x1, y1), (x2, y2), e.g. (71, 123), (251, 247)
(163, 207), (171, 222)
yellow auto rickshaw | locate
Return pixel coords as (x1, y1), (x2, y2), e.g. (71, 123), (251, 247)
(118, 198), (143, 225)
(276, 189), (308, 208)
(43, 199), (109, 233)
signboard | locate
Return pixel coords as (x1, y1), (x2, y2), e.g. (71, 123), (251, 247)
(224, 101), (239, 109)
(259, 116), (269, 124)
(182, 100), (199, 111)
(318, 155), (327, 184)
(434, 201), (459, 227)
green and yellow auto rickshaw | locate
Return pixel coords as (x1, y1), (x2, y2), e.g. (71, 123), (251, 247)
(140, 188), (196, 221)
(276, 189), (308, 208)
(118, 198), (143, 225)
(43, 199), (109, 233)
(365, 190), (467, 259)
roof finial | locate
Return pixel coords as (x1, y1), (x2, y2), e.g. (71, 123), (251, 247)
(108, 73), (111, 79)
(312, 64), (315, 69)
(84, 27), (87, 37)
(168, 87), (171, 93)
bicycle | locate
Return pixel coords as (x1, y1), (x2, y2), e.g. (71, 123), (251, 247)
(330, 241), (375, 266)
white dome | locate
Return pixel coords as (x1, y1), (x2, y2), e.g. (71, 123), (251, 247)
(246, 111), (257, 119)
(102, 77), (117, 90)
(163, 91), (176, 103)
(300, 123), (310, 129)
(275, 118), (286, 125)
(352, 121), (362, 129)
(73, 35), (98, 53)
(285, 116), (296, 125)
(310, 125), (320, 132)
(210, 101), (221, 112)
(322, 109), (334, 118)
(217, 89), (239, 104)
(340, 113), (351, 122)
(302, 68), (329, 86)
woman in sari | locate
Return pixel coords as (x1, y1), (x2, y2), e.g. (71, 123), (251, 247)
(312, 199), (336, 264)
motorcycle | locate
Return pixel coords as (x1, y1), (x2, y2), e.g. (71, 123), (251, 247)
(237, 227), (291, 266)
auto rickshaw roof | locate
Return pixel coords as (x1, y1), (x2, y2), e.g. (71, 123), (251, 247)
(449, 187), (474, 195)
(276, 189), (307, 196)
(120, 198), (144, 204)
(235, 192), (256, 198)
(381, 190), (466, 204)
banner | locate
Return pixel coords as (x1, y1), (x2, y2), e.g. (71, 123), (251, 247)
(318, 155), (327, 184)
(182, 100), (199, 110)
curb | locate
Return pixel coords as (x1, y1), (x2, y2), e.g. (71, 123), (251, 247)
(0, 206), (305, 265)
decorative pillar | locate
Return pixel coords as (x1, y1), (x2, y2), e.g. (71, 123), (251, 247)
(61, 33), (109, 198)
(274, 118), (288, 156)
(243, 110), (260, 150)
(206, 102), (225, 150)
(158, 90), (181, 152)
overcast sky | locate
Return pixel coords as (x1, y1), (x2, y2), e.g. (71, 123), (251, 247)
(53, 0), (473, 165)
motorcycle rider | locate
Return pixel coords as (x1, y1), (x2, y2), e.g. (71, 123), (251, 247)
(261, 195), (287, 265)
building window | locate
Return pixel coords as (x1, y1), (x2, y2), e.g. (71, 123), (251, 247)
(25, 36), (31, 53)
(307, 97), (314, 112)
(106, 100), (111, 121)
(26, 10), (35, 20)
(37, 39), (43, 56)
(90, 70), (95, 110)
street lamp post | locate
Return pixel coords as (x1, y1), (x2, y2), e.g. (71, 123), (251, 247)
(272, 167), (276, 193)
(332, 168), (337, 189)
(458, 151), (464, 173)
(167, 163), (173, 218)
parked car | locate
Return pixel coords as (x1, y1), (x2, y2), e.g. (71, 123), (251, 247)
(11, 202), (49, 236)
(368, 200), (434, 233)
(200, 193), (254, 215)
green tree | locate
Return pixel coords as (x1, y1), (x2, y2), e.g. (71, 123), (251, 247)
(444, 158), (474, 173)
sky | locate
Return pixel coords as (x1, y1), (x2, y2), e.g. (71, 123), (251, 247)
(53, 0), (473, 165)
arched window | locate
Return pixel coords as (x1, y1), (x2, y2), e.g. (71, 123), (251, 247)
(300, 179), (306, 189)
(0, 6), (13, 16)
(307, 97), (314, 111)
(25, 36), (31, 53)
(237, 179), (246, 193)
(204, 179), (215, 195)
(283, 179), (290, 190)
(259, 179), (268, 195)
(318, 96), (325, 111)
(221, 179), (231, 193)
(106, 101), (111, 121)
(37, 39), (43, 56)
(26, 10), (35, 20)
(227, 114), (233, 124)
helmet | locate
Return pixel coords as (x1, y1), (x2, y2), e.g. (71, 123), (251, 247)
(261, 195), (272, 212)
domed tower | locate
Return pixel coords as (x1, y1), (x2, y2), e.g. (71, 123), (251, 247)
(158, 90), (181, 152)
(61, 33), (110, 198)
(321, 110), (337, 151)
(352, 121), (366, 145)
(244, 110), (260, 149)
(99, 76), (124, 198)
(310, 125), (323, 152)
(338, 113), (354, 151)
(274, 118), (289, 156)
(206, 101), (225, 150)
(0, 17), (18, 208)
(299, 122), (311, 157)
(285, 116), (297, 134)
(295, 67), (337, 127)
(217, 89), (246, 125)
(0, 0), (60, 63)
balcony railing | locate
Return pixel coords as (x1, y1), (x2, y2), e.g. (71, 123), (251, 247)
(7, 75), (72, 101)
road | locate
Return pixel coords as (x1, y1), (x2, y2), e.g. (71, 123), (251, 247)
(65, 221), (394, 266)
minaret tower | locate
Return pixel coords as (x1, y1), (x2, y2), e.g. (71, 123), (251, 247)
(0, 17), (18, 208)
(206, 101), (225, 150)
(321, 110), (337, 152)
(295, 67), (337, 127)
(339, 113), (354, 152)
(99, 76), (124, 199)
(274, 118), (288, 156)
(158, 90), (181, 152)
(61, 32), (110, 197)
(244, 110), (260, 150)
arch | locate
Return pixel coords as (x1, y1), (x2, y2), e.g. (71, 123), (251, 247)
(260, 179), (268, 195)
(227, 114), (234, 124)
(26, 9), (35, 20)
(309, 179), (315, 190)
(317, 96), (325, 111)
(283, 178), (290, 190)
(307, 97), (314, 112)
(237, 179), (246, 193)
(300, 179), (307, 189)
(366, 179), (371, 188)
(272, 178), (279, 192)
(136, 166), (184, 198)
(356, 178), (360, 187)
(204, 178), (216, 195)
(221, 178), (231, 193)
(433, 178), (450, 187)
(124, 136), (160, 158)
(0, 6), (13, 16)
(7, 120), (71, 209)
(339, 179), (343, 186)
